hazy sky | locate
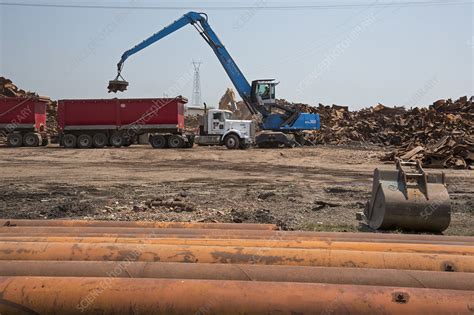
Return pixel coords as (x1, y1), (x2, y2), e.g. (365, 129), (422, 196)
(1, 1), (473, 109)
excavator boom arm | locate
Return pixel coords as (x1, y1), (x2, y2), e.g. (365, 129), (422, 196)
(112, 11), (258, 115)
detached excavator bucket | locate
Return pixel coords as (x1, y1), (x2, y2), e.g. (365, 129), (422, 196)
(364, 160), (451, 233)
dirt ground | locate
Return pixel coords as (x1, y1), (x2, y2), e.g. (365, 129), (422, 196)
(0, 145), (472, 235)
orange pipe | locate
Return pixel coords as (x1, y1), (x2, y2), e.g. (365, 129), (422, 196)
(0, 236), (472, 255)
(0, 241), (472, 272)
(0, 219), (277, 230)
(0, 277), (472, 314)
(1, 261), (473, 290)
(0, 233), (471, 246)
(1, 226), (472, 244)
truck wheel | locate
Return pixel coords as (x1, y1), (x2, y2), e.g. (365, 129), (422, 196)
(122, 138), (132, 147)
(168, 135), (184, 148)
(41, 136), (49, 146)
(110, 133), (123, 148)
(93, 133), (107, 148)
(6, 133), (23, 147)
(150, 135), (166, 149)
(77, 134), (93, 149)
(23, 133), (40, 147)
(224, 134), (240, 150)
(63, 134), (77, 148)
(239, 143), (251, 150)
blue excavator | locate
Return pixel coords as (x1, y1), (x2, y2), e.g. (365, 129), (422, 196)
(108, 11), (320, 147)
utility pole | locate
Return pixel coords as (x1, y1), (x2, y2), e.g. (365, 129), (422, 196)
(191, 61), (202, 108)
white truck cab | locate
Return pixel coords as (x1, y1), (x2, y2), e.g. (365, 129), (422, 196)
(195, 109), (255, 149)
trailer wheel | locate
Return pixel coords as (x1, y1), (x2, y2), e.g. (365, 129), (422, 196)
(122, 138), (132, 147)
(92, 133), (107, 148)
(6, 133), (23, 147)
(77, 134), (93, 149)
(168, 135), (184, 149)
(239, 143), (251, 150)
(63, 134), (77, 148)
(110, 133), (123, 148)
(23, 133), (40, 147)
(150, 135), (167, 149)
(224, 134), (240, 150)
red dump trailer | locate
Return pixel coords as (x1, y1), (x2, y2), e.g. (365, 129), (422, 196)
(58, 97), (193, 149)
(0, 97), (49, 147)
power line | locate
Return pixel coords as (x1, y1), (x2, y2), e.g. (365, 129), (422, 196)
(0, 1), (472, 10)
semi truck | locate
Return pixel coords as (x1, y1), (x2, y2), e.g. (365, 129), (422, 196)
(0, 96), (49, 147)
(195, 107), (255, 149)
(57, 96), (254, 149)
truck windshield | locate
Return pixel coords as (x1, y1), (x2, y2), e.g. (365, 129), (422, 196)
(224, 112), (232, 120)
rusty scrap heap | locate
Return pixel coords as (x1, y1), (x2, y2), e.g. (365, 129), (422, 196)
(0, 77), (37, 98)
(289, 96), (473, 169)
(0, 219), (473, 313)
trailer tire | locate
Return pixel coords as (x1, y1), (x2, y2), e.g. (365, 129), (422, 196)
(77, 134), (93, 149)
(239, 143), (251, 150)
(110, 133), (123, 148)
(23, 133), (40, 147)
(150, 135), (167, 149)
(122, 138), (132, 147)
(224, 134), (240, 150)
(168, 135), (184, 148)
(63, 134), (77, 148)
(6, 133), (23, 147)
(92, 133), (107, 148)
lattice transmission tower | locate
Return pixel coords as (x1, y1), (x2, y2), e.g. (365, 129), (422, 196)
(191, 61), (203, 108)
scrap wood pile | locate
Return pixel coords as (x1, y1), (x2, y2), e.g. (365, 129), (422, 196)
(0, 219), (473, 313)
(285, 96), (473, 169)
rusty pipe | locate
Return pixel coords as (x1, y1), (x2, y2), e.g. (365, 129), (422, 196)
(1, 226), (472, 244)
(0, 242), (472, 272)
(0, 219), (277, 230)
(1, 261), (473, 290)
(0, 236), (472, 255)
(0, 233), (471, 247)
(0, 233), (472, 247)
(0, 277), (473, 314)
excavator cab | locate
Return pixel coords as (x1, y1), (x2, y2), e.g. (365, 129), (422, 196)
(251, 80), (279, 105)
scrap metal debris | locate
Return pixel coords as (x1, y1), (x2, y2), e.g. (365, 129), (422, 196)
(289, 96), (472, 169)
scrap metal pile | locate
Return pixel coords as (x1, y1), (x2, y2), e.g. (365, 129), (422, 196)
(0, 77), (37, 98)
(290, 96), (473, 169)
(0, 219), (473, 314)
